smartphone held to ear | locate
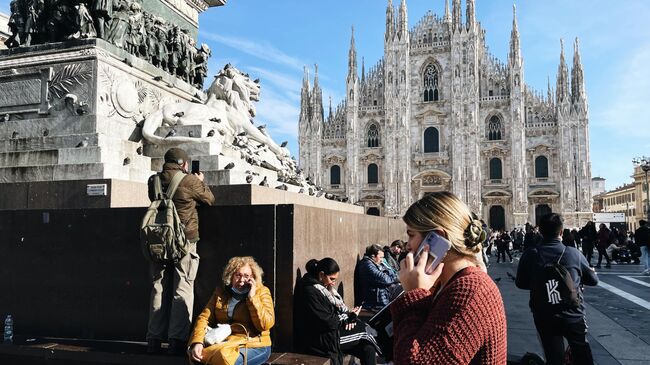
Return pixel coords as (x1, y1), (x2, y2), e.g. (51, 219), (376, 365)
(414, 231), (452, 275)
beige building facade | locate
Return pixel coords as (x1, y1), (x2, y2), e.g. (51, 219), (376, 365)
(298, 0), (593, 229)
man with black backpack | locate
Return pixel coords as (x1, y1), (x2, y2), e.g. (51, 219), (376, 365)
(144, 148), (214, 355)
(516, 213), (598, 365)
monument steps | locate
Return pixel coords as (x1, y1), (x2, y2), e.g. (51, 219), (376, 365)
(0, 161), (153, 183)
(0, 146), (149, 169)
(143, 140), (224, 158)
(0, 114), (98, 135)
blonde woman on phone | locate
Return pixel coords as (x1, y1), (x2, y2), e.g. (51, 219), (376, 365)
(188, 256), (274, 365)
(391, 192), (507, 364)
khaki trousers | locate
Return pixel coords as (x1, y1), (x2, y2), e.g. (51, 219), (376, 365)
(146, 241), (200, 342)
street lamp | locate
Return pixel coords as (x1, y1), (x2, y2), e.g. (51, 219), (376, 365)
(632, 156), (650, 220)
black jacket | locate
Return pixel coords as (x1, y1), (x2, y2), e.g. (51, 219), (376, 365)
(293, 274), (343, 365)
(635, 225), (650, 247)
(516, 239), (599, 322)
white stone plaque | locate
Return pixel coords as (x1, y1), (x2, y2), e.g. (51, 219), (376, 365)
(86, 184), (108, 196)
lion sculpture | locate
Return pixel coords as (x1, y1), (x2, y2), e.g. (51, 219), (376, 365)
(141, 64), (291, 171)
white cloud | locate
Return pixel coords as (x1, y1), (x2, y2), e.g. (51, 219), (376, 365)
(253, 84), (300, 139)
(246, 66), (302, 94)
(200, 32), (305, 71)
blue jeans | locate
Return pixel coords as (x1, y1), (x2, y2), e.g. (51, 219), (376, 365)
(234, 346), (271, 365)
(641, 246), (650, 271)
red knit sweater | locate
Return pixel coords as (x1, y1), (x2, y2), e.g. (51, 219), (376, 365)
(390, 266), (507, 365)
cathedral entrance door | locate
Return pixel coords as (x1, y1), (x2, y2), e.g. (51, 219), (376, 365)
(489, 206), (505, 231)
(367, 207), (380, 216)
(535, 204), (552, 226)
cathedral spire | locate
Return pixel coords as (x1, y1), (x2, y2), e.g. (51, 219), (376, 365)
(556, 39), (570, 104)
(547, 75), (553, 103)
(452, 0), (462, 32)
(444, 0), (451, 23)
(302, 65), (310, 91)
(571, 37), (586, 105)
(328, 95), (333, 120)
(398, 0), (408, 40)
(348, 26), (357, 82)
(385, 0), (394, 42)
(466, 0), (475, 31)
(313, 63), (320, 91)
(509, 4), (521, 67)
(361, 56), (365, 83)
(299, 65), (311, 128)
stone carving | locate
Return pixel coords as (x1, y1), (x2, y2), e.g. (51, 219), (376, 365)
(142, 64), (291, 171)
(422, 175), (442, 186)
(0, 79), (41, 107)
(0, 67), (52, 114)
(48, 64), (92, 99)
(5, 0), (211, 89)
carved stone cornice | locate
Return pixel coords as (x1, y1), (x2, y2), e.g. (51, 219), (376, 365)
(323, 154), (346, 166)
(414, 151), (450, 166)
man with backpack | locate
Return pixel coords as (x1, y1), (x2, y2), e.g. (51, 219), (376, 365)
(143, 147), (215, 354)
(515, 213), (598, 365)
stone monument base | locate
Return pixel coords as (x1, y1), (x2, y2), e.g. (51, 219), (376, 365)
(0, 200), (404, 352)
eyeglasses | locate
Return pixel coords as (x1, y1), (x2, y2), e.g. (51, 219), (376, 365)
(234, 273), (252, 280)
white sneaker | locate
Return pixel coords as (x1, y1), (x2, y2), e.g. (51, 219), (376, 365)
(642, 269), (650, 275)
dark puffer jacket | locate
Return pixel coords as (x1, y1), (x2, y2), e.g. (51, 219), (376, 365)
(293, 274), (344, 365)
(356, 256), (399, 310)
(147, 163), (215, 241)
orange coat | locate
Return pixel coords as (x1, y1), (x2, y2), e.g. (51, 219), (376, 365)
(189, 285), (275, 365)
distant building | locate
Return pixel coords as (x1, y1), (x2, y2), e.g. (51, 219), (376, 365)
(632, 165), (650, 225)
(599, 183), (636, 231)
(299, 0), (592, 229)
(591, 177), (605, 198)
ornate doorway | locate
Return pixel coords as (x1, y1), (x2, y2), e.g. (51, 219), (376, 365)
(489, 205), (506, 231)
(367, 207), (380, 216)
(535, 204), (552, 226)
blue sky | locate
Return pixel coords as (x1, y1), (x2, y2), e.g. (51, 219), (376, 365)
(196, 0), (650, 191)
(2, 1), (648, 190)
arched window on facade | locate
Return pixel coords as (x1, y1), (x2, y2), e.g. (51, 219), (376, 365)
(367, 123), (380, 147)
(535, 156), (549, 178)
(423, 64), (440, 102)
(367, 207), (380, 216)
(368, 164), (379, 184)
(330, 165), (341, 185)
(489, 158), (502, 180)
(487, 116), (502, 140)
(423, 127), (440, 153)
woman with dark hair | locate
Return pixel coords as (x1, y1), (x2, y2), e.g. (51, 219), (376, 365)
(562, 228), (577, 248)
(293, 258), (378, 365)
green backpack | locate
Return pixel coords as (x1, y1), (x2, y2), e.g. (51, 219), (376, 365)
(140, 171), (188, 263)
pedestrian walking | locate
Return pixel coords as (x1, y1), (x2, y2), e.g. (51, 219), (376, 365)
(516, 213), (598, 365)
(579, 221), (597, 266)
(634, 220), (650, 275)
(595, 224), (612, 269)
(497, 231), (513, 263)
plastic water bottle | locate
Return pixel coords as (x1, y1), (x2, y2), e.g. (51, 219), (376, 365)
(3, 315), (13, 344)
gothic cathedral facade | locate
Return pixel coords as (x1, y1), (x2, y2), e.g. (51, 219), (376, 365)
(298, 0), (592, 229)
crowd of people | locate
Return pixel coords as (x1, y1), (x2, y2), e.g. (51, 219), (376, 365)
(482, 220), (648, 272)
(143, 147), (650, 365)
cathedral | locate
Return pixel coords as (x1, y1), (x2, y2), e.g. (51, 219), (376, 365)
(298, 0), (592, 229)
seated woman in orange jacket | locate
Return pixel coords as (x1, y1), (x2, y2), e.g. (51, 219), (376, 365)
(188, 256), (275, 365)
